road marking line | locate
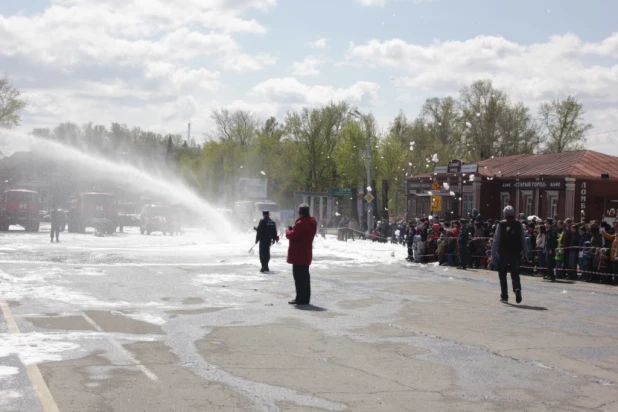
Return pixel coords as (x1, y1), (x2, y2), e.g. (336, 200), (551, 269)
(81, 313), (158, 381)
(0, 299), (60, 412)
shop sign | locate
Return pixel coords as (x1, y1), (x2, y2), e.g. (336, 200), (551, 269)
(431, 196), (442, 212)
(447, 160), (462, 174)
(461, 164), (478, 173)
(580, 182), (587, 219)
(500, 180), (564, 190)
(332, 188), (352, 197)
(434, 166), (448, 174)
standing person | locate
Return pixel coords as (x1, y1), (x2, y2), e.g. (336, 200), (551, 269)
(406, 222), (415, 261)
(602, 221), (618, 282)
(562, 219), (573, 276)
(348, 218), (359, 242)
(491, 206), (526, 303)
(555, 227), (565, 278)
(256, 210), (278, 273)
(473, 222), (485, 268)
(457, 219), (470, 270)
(568, 223), (581, 280)
(535, 225), (546, 276)
(286, 204), (317, 305)
(545, 218), (558, 281)
(50, 207), (61, 243)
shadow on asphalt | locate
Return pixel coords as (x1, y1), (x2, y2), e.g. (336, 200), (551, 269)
(507, 303), (548, 311)
(295, 305), (328, 312)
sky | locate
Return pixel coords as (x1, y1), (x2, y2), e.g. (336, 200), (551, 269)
(1, 0), (617, 154)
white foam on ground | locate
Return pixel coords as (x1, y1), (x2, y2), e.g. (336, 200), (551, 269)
(0, 365), (19, 377)
(120, 312), (167, 326)
(0, 269), (128, 308)
(0, 390), (22, 407)
(73, 268), (106, 276)
(310, 238), (401, 268)
(0, 332), (159, 366)
(194, 273), (266, 285)
(0, 332), (82, 365)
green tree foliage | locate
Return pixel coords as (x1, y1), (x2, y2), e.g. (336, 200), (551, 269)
(459, 79), (539, 161)
(21, 79), (594, 217)
(285, 102), (349, 192)
(539, 96), (593, 153)
(0, 77), (26, 129)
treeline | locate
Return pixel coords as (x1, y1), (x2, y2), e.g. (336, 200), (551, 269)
(23, 79), (592, 217)
(30, 122), (192, 161)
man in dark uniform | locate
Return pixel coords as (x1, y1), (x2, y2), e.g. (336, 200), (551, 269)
(457, 219), (470, 270)
(256, 210), (278, 272)
(50, 207), (61, 243)
(544, 217), (558, 281)
(491, 206), (527, 303)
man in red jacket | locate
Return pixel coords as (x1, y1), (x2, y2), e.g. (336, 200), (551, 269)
(285, 204), (317, 305)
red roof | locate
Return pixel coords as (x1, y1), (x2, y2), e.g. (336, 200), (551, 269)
(475, 151), (618, 179)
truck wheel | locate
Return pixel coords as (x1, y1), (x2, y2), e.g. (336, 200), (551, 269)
(140, 227), (145, 235)
(32, 221), (40, 232)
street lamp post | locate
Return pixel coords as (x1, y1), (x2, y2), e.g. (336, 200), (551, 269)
(350, 110), (373, 233)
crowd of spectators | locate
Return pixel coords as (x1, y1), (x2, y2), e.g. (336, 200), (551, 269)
(398, 210), (618, 284)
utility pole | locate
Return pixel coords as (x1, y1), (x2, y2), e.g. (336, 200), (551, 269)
(350, 109), (373, 233)
(188, 122), (191, 146)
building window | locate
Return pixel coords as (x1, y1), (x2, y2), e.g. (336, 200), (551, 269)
(501, 193), (510, 210)
(524, 195), (532, 218)
(463, 194), (473, 217)
(550, 197), (558, 219)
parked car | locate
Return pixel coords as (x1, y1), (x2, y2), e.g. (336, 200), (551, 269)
(118, 214), (140, 231)
(140, 204), (180, 235)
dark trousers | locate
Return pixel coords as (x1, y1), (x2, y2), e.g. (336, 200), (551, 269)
(498, 253), (522, 298)
(51, 225), (60, 241)
(546, 250), (555, 280)
(569, 251), (579, 279)
(259, 241), (271, 270)
(458, 245), (469, 269)
(292, 265), (311, 303)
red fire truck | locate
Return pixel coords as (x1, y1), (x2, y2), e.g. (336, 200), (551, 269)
(0, 189), (41, 232)
(67, 192), (118, 234)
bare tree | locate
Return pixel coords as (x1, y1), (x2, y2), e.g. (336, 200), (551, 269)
(459, 79), (539, 160)
(209, 109), (259, 149)
(0, 76), (26, 129)
(421, 97), (462, 146)
(496, 103), (539, 156)
(539, 96), (592, 153)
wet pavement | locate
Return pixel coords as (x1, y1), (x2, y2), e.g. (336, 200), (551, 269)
(1, 224), (618, 411)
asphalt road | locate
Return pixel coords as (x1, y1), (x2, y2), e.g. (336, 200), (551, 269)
(1, 224), (618, 411)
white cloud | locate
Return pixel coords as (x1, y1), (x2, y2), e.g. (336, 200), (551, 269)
(220, 52), (277, 72)
(292, 57), (322, 76)
(345, 33), (618, 104)
(251, 77), (381, 106)
(0, 0), (277, 137)
(355, 0), (387, 5)
(355, 0), (433, 6)
(345, 32), (618, 154)
(308, 38), (328, 49)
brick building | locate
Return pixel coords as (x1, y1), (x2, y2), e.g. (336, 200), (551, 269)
(406, 150), (618, 222)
